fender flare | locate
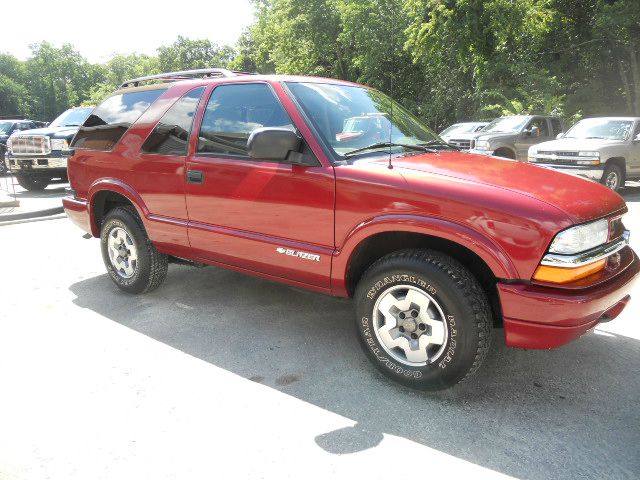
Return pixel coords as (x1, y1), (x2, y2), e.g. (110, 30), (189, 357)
(87, 178), (150, 236)
(331, 214), (518, 296)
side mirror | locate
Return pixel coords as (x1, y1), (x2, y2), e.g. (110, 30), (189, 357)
(634, 133), (640, 143)
(247, 127), (303, 163)
(556, 132), (564, 139)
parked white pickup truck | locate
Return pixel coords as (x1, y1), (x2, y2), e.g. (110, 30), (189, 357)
(528, 117), (640, 192)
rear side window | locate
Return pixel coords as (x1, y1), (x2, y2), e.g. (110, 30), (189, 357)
(72, 89), (166, 151)
(550, 118), (562, 136)
(197, 83), (294, 157)
(141, 87), (205, 156)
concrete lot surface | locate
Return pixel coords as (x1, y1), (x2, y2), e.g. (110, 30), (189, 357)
(0, 185), (639, 480)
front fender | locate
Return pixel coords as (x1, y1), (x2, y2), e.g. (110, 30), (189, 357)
(331, 214), (518, 297)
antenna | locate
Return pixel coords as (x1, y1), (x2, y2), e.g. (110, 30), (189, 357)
(388, 4), (395, 170)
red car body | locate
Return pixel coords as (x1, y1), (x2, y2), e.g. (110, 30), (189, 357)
(63, 75), (639, 350)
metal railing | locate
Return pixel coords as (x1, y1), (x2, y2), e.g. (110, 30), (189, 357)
(120, 68), (256, 88)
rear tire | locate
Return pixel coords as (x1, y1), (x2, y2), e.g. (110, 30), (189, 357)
(16, 174), (49, 191)
(601, 164), (623, 192)
(354, 249), (492, 391)
(100, 206), (168, 294)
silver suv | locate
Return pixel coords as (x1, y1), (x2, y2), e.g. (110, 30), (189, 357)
(469, 115), (564, 160)
(528, 117), (640, 192)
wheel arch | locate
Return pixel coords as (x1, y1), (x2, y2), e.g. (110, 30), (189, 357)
(88, 179), (149, 237)
(604, 157), (626, 178)
(492, 146), (516, 159)
(333, 216), (517, 326)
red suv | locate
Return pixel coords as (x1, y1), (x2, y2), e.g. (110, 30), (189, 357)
(63, 69), (638, 390)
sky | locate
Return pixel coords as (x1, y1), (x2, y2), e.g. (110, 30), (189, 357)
(2, 0), (255, 63)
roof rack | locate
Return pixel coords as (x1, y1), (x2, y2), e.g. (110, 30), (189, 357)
(119, 68), (256, 88)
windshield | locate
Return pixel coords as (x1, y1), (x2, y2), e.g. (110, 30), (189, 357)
(483, 116), (529, 133)
(0, 121), (15, 135)
(564, 119), (634, 141)
(49, 107), (93, 128)
(441, 123), (482, 136)
(285, 82), (439, 158)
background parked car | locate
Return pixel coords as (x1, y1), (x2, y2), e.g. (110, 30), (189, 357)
(528, 117), (640, 192)
(469, 115), (564, 160)
(6, 107), (93, 190)
(439, 121), (489, 149)
(0, 119), (41, 174)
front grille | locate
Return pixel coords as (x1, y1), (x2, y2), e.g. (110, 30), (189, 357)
(470, 139), (476, 149)
(449, 138), (472, 149)
(10, 136), (51, 155)
(537, 151), (580, 157)
(533, 157), (580, 166)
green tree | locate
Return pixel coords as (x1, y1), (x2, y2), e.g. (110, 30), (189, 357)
(157, 36), (235, 72)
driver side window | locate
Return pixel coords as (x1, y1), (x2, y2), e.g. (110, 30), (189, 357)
(197, 83), (294, 158)
(527, 118), (549, 137)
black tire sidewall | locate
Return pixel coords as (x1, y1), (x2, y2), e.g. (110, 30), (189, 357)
(355, 259), (484, 390)
(602, 164), (623, 191)
(100, 209), (153, 294)
(16, 174), (49, 191)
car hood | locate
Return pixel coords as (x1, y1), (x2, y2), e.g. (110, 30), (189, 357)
(474, 131), (516, 141)
(531, 138), (622, 151)
(14, 126), (79, 139)
(370, 151), (626, 223)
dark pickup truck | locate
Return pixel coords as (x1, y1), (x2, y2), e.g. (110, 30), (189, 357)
(0, 119), (46, 174)
(6, 107), (93, 190)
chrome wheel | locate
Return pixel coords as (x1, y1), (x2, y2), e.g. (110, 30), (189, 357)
(605, 171), (619, 190)
(372, 285), (448, 366)
(107, 227), (138, 279)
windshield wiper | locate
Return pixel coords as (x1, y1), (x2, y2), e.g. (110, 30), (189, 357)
(585, 136), (605, 139)
(344, 142), (437, 158)
(420, 140), (460, 151)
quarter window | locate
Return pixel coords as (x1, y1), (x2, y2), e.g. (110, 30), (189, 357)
(72, 88), (166, 151)
(141, 87), (205, 156)
(550, 118), (562, 136)
(197, 83), (294, 157)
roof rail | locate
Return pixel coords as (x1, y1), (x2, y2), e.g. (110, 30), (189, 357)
(119, 68), (255, 88)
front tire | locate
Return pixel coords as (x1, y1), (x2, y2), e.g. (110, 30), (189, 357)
(100, 206), (168, 294)
(16, 174), (49, 191)
(601, 164), (623, 192)
(354, 249), (492, 391)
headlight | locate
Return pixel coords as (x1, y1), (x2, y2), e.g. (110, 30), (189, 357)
(475, 140), (490, 150)
(50, 139), (69, 150)
(548, 218), (609, 254)
(578, 151), (599, 158)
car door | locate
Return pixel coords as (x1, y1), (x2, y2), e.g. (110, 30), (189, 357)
(185, 81), (335, 289)
(515, 117), (552, 160)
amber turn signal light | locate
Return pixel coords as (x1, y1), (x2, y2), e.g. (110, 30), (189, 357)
(532, 259), (606, 284)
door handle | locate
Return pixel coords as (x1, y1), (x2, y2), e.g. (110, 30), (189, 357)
(187, 170), (204, 184)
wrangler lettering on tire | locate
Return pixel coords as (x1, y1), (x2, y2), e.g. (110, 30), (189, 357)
(355, 249), (492, 391)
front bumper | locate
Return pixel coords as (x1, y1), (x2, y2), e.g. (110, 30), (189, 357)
(468, 148), (492, 156)
(498, 246), (639, 349)
(531, 162), (604, 182)
(7, 152), (69, 171)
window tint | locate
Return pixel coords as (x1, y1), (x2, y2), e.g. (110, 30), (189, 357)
(72, 89), (166, 151)
(141, 87), (204, 156)
(550, 118), (562, 136)
(197, 83), (294, 157)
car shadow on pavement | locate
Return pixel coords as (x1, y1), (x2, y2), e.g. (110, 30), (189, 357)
(69, 265), (640, 479)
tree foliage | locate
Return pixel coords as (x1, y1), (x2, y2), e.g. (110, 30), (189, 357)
(0, 2), (638, 129)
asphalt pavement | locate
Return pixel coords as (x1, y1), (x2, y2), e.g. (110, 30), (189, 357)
(0, 184), (638, 480)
